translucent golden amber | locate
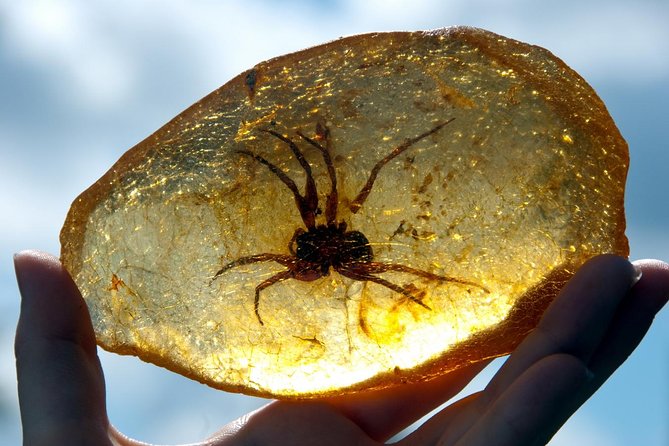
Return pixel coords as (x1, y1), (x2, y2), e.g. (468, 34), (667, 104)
(60, 27), (628, 398)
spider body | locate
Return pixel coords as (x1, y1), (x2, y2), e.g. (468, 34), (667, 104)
(293, 223), (372, 274)
(212, 118), (487, 325)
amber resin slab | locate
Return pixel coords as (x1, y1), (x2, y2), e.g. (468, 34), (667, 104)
(60, 27), (628, 398)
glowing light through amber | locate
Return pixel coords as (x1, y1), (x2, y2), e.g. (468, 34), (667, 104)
(60, 27), (628, 398)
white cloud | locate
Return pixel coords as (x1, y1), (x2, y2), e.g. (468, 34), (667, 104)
(0, 144), (62, 249)
(338, 0), (669, 83)
(510, 3), (669, 84)
(3, 0), (666, 117)
(3, 1), (136, 109)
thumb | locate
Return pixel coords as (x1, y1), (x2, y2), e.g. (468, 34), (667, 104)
(14, 250), (111, 446)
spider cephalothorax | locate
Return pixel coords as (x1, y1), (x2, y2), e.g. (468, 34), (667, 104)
(291, 222), (372, 275)
(211, 118), (487, 325)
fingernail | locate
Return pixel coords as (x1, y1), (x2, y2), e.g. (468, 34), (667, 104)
(631, 263), (643, 287)
(14, 252), (30, 300)
(13, 250), (44, 304)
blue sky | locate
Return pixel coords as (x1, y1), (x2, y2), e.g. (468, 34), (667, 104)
(1, 1), (667, 444)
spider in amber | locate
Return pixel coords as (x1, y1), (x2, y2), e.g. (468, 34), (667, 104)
(211, 118), (487, 325)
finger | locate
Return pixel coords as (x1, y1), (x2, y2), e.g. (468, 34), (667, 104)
(581, 259), (669, 388)
(14, 250), (111, 446)
(409, 255), (638, 445)
(325, 359), (490, 441)
(454, 353), (593, 446)
(441, 258), (668, 446)
(483, 254), (638, 400)
(399, 391), (481, 445)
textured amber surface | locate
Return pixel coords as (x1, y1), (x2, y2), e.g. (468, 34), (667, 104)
(60, 27), (628, 398)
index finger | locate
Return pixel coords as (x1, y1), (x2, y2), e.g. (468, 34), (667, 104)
(484, 254), (638, 401)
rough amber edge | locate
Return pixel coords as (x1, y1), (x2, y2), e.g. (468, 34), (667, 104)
(60, 26), (629, 399)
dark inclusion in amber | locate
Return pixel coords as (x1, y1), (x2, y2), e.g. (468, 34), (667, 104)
(60, 26), (629, 398)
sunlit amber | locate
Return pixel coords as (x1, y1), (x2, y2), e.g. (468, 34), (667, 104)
(60, 27), (628, 398)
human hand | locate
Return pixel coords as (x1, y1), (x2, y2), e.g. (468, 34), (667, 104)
(14, 251), (668, 445)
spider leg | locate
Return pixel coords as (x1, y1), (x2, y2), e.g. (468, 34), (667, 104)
(237, 149), (316, 228)
(298, 123), (339, 224)
(253, 270), (295, 325)
(210, 253), (296, 284)
(349, 118), (455, 214)
(337, 266), (431, 310)
(262, 129), (320, 228)
(363, 261), (490, 293)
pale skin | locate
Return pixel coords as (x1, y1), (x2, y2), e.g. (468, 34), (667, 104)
(14, 250), (669, 446)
